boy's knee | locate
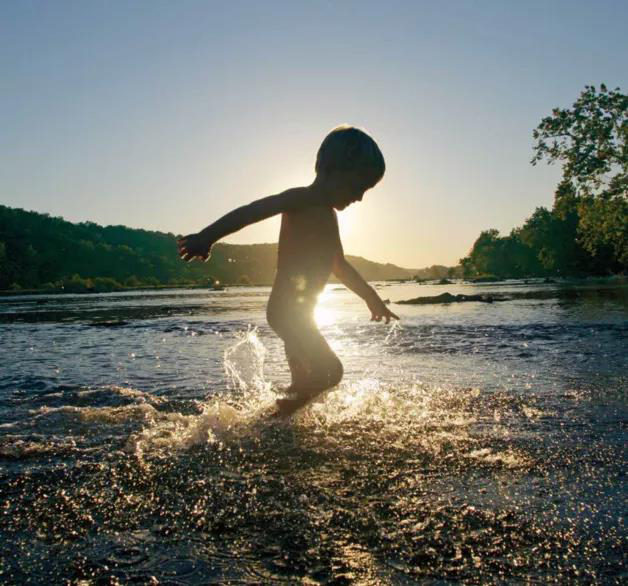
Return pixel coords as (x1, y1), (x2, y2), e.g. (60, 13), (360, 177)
(326, 358), (343, 388)
(308, 357), (342, 390)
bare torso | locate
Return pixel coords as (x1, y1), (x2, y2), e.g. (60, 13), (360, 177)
(267, 205), (340, 328)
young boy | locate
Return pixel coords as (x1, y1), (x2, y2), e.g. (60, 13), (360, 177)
(177, 125), (398, 414)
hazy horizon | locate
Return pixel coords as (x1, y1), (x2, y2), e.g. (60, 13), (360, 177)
(1, 0), (626, 266)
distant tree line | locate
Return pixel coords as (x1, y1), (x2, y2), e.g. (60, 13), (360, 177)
(461, 85), (627, 279)
(3, 86), (623, 290)
(0, 206), (419, 292)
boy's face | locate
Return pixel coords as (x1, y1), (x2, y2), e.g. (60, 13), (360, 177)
(329, 169), (378, 210)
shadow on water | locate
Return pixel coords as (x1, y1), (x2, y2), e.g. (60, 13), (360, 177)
(1, 329), (625, 583)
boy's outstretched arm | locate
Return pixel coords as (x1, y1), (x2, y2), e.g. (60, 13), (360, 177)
(332, 239), (399, 324)
(178, 188), (313, 261)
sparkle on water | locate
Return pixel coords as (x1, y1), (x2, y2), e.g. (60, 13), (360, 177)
(0, 281), (625, 583)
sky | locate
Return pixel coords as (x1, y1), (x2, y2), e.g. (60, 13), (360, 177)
(1, 0), (626, 268)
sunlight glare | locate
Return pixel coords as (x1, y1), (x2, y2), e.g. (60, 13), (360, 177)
(314, 289), (336, 328)
(336, 205), (354, 235)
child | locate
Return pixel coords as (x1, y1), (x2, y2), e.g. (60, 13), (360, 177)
(177, 125), (398, 414)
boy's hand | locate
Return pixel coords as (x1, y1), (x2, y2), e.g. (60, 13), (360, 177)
(367, 296), (399, 324)
(177, 233), (213, 262)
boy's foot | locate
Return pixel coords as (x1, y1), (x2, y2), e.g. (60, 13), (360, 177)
(271, 389), (328, 418)
(281, 384), (301, 397)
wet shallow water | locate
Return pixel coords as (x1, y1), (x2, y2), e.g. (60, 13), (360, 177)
(0, 282), (626, 583)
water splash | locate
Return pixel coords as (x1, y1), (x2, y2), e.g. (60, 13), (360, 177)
(127, 328), (276, 459)
(383, 319), (402, 345)
(125, 325), (547, 467)
(223, 326), (272, 400)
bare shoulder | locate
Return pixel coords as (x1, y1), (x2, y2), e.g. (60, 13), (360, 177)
(277, 186), (315, 211)
(280, 186), (308, 198)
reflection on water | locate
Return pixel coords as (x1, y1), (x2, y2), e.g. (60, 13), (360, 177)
(0, 282), (626, 583)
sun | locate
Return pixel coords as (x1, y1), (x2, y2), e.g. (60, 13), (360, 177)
(314, 304), (336, 328)
(314, 288), (337, 328)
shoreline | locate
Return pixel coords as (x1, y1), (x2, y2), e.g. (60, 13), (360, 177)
(1, 275), (625, 298)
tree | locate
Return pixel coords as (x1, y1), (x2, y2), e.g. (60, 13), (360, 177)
(461, 229), (513, 278)
(577, 194), (628, 268)
(532, 84), (627, 271)
(532, 84), (627, 199)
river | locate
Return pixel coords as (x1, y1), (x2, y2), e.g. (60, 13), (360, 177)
(0, 281), (626, 583)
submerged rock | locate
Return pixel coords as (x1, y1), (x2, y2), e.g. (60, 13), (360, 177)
(89, 320), (130, 327)
(396, 286), (627, 305)
(396, 292), (508, 305)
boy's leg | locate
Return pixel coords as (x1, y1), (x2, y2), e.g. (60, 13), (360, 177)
(282, 323), (343, 397)
(284, 344), (309, 392)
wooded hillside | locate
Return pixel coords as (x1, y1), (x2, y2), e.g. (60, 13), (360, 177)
(0, 205), (420, 291)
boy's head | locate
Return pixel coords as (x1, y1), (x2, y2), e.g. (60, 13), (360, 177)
(315, 125), (385, 209)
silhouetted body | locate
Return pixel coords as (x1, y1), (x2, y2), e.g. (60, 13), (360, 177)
(177, 125), (397, 413)
(267, 206), (343, 395)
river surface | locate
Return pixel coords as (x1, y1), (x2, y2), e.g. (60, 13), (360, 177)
(0, 281), (626, 584)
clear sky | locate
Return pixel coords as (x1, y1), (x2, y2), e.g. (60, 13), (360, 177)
(1, 1), (626, 268)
